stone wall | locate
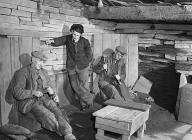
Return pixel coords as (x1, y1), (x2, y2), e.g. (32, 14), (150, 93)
(116, 23), (192, 112)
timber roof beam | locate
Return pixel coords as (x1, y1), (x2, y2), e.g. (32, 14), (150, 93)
(82, 5), (192, 23)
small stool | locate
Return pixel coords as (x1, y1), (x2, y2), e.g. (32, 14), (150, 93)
(93, 105), (149, 140)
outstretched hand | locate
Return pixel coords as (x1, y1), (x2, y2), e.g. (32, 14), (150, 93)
(45, 39), (54, 45)
(33, 91), (43, 98)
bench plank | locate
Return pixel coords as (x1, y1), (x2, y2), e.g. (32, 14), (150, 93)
(105, 99), (151, 111)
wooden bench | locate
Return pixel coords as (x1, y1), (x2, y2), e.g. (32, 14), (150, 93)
(93, 105), (150, 140)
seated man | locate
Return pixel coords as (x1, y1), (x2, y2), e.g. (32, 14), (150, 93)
(93, 46), (133, 102)
(11, 51), (76, 140)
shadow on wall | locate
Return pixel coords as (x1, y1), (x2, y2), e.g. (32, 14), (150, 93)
(5, 53), (32, 124)
(143, 65), (180, 113)
(19, 53), (32, 67)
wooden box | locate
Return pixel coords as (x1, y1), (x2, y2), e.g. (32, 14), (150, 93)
(93, 105), (149, 140)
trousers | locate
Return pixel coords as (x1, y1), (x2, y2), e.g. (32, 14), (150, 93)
(30, 96), (72, 136)
(68, 66), (93, 108)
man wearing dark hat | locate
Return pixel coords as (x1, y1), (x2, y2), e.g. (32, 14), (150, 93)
(46, 24), (94, 110)
(93, 46), (132, 102)
(11, 51), (76, 140)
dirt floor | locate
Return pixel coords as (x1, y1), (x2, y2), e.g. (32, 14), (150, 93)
(1, 101), (192, 140)
(32, 102), (192, 140)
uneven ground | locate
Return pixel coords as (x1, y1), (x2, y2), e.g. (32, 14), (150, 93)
(1, 99), (192, 140)
(32, 102), (192, 140)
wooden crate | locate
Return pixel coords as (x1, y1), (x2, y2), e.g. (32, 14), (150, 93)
(93, 105), (149, 140)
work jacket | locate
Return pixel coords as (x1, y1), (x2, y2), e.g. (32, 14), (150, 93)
(52, 34), (93, 70)
(93, 56), (126, 83)
(10, 64), (56, 114)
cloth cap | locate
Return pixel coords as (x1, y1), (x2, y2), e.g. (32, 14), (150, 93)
(102, 48), (114, 56)
(115, 46), (127, 55)
(31, 51), (48, 61)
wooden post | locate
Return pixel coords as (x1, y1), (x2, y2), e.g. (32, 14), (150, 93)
(120, 34), (138, 87)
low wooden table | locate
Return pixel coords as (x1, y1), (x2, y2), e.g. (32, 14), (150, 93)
(93, 105), (150, 140)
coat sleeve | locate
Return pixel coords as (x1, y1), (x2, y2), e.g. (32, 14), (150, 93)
(118, 58), (126, 81)
(84, 39), (93, 63)
(51, 36), (67, 46)
(13, 69), (33, 100)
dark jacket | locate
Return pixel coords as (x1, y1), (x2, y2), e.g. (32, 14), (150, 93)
(93, 56), (126, 82)
(10, 64), (55, 114)
(52, 34), (93, 70)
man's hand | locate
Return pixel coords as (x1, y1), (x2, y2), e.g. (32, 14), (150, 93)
(45, 39), (54, 45)
(115, 74), (121, 81)
(33, 91), (43, 97)
(103, 63), (108, 70)
(46, 87), (55, 95)
(53, 95), (59, 103)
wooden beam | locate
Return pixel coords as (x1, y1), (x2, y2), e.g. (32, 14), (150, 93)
(120, 34), (138, 87)
(83, 5), (192, 23)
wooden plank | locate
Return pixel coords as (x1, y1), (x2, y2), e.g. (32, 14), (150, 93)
(175, 43), (192, 49)
(83, 6), (192, 23)
(104, 108), (141, 123)
(116, 23), (152, 29)
(93, 105), (120, 117)
(164, 40), (174, 45)
(116, 29), (144, 34)
(144, 29), (184, 35)
(89, 19), (116, 27)
(10, 37), (20, 75)
(138, 34), (155, 38)
(96, 117), (130, 131)
(96, 133), (120, 140)
(176, 41), (192, 44)
(175, 55), (187, 61)
(59, 9), (81, 16)
(32, 37), (40, 51)
(139, 51), (164, 58)
(138, 38), (161, 45)
(95, 123), (130, 135)
(102, 34), (113, 51)
(19, 37), (33, 67)
(93, 34), (103, 59)
(132, 76), (152, 95)
(131, 112), (148, 136)
(104, 99), (151, 111)
(0, 37), (12, 125)
(140, 56), (173, 63)
(155, 34), (192, 41)
(120, 34), (138, 87)
(155, 24), (192, 31)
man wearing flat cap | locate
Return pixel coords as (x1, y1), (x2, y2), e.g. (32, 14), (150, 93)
(10, 51), (76, 140)
(46, 24), (94, 110)
(93, 46), (132, 102)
